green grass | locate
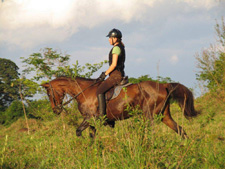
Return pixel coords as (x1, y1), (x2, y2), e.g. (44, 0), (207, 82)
(0, 97), (224, 169)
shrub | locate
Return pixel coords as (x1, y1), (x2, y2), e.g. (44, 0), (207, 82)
(26, 99), (56, 121)
(196, 18), (225, 97)
(1, 100), (25, 126)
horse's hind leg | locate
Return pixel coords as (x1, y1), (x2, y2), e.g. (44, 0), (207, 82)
(104, 120), (115, 128)
(162, 104), (188, 139)
(89, 125), (96, 138)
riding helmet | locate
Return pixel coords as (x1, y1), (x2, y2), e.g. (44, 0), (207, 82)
(106, 28), (122, 39)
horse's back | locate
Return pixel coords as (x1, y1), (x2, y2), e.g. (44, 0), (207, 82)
(138, 81), (168, 100)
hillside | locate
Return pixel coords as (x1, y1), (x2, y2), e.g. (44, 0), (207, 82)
(0, 92), (224, 169)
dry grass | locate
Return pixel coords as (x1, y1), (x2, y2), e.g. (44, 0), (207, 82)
(0, 94), (224, 169)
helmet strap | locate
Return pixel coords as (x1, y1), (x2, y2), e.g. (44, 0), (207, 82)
(112, 37), (115, 45)
(112, 37), (118, 46)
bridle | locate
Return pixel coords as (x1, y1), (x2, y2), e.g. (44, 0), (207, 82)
(49, 79), (100, 113)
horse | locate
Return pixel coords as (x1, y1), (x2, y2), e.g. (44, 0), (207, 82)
(41, 76), (198, 139)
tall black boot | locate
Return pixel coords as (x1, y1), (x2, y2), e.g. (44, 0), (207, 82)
(97, 94), (106, 116)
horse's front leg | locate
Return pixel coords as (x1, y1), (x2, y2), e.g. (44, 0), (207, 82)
(76, 117), (90, 137)
(76, 117), (96, 138)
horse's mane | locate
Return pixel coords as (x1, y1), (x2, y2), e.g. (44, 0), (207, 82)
(76, 76), (96, 81)
(55, 76), (95, 82)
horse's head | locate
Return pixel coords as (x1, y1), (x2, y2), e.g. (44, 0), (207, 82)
(41, 82), (64, 115)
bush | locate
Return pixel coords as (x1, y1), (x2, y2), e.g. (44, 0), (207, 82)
(26, 99), (56, 121)
(1, 100), (25, 126)
(196, 18), (225, 96)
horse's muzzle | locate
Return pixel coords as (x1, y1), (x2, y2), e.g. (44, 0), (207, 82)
(53, 107), (62, 115)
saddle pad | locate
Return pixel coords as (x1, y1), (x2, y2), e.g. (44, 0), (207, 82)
(107, 83), (132, 101)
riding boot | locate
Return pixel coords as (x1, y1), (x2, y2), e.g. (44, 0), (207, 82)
(97, 94), (106, 116)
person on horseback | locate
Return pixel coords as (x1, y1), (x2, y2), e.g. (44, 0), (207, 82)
(96, 28), (126, 116)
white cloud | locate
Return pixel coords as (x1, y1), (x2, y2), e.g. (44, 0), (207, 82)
(182, 0), (219, 9)
(170, 55), (179, 64)
(0, 0), (75, 28)
(0, 0), (221, 49)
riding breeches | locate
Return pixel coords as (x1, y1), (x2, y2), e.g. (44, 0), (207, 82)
(96, 70), (123, 95)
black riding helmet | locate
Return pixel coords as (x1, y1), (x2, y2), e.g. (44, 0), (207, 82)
(106, 28), (122, 39)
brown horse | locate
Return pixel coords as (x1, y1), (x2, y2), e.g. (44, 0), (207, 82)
(41, 76), (198, 138)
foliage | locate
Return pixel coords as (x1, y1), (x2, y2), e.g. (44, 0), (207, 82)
(26, 99), (56, 121)
(0, 58), (42, 125)
(0, 48), (107, 126)
(0, 58), (20, 111)
(0, 135), (8, 167)
(129, 74), (174, 84)
(21, 48), (70, 81)
(0, 98), (224, 169)
(15, 78), (41, 100)
(1, 20), (225, 168)
(21, 48), (108, 83)
(196, 18), (225, 94)
(0, 100), (25, 126)
(0, 69), (224, 168)
(61, 101), (80, 127)
(0, 58), (41, 110)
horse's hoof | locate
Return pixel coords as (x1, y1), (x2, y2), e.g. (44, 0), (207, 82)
(89, 133), (95, 138)
(76, 130), (82, 137)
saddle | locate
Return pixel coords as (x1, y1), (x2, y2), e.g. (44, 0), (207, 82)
(105, 76), (132, 101)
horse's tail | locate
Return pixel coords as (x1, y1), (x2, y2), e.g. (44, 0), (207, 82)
(166, 83), (199, 119)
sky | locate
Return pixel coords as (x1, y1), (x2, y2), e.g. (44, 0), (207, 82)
(0, 0), (225, 96)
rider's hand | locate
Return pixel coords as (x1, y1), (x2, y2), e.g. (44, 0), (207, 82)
(97, 72), (106, 81)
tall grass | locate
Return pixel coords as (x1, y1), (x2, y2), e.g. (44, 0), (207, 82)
(0, 99), (224, 169)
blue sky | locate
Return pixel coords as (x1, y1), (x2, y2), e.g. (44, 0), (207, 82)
(0, 0), (224, 96)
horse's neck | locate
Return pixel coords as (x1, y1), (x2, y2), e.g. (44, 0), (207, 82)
(53, 77), (94, 97)
(56, 77), (93, 88)
(75, 78), (94, 89)
(72, 78), (96, 103)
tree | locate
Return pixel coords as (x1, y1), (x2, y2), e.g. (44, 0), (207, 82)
(0, 58), (20, 111)
(21, 48), (107, 83)
(15, 78), (41, 99)
(0, 100), (25, 125)
(196, 18), (225, 94)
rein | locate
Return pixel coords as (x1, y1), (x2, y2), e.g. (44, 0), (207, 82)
(53, 80), (99, 111)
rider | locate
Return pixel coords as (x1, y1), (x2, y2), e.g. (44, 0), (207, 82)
(96, 28), (126, 116)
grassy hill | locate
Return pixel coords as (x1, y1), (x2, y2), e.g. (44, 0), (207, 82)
(0, 93), (224, 169)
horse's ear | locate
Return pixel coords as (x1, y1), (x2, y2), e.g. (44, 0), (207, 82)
(41, 83), (50, 89)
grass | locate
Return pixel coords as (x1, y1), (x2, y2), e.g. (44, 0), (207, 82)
(0, 95), (224, 169)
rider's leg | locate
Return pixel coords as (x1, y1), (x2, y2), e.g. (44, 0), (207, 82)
(97, 93), (106, 116)
(96, 70), (122, 116)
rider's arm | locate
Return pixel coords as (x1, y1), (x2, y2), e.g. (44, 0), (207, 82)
(105, 46), (121, 76)
(105, 54), (118, 76)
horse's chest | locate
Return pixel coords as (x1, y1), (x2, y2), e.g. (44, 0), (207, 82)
(78, 100), (97, 115)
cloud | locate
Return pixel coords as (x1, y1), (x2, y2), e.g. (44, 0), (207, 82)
(183, 0), (219, 9)
(169, 55), (179, 64)
(0, 0), (222, 49)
